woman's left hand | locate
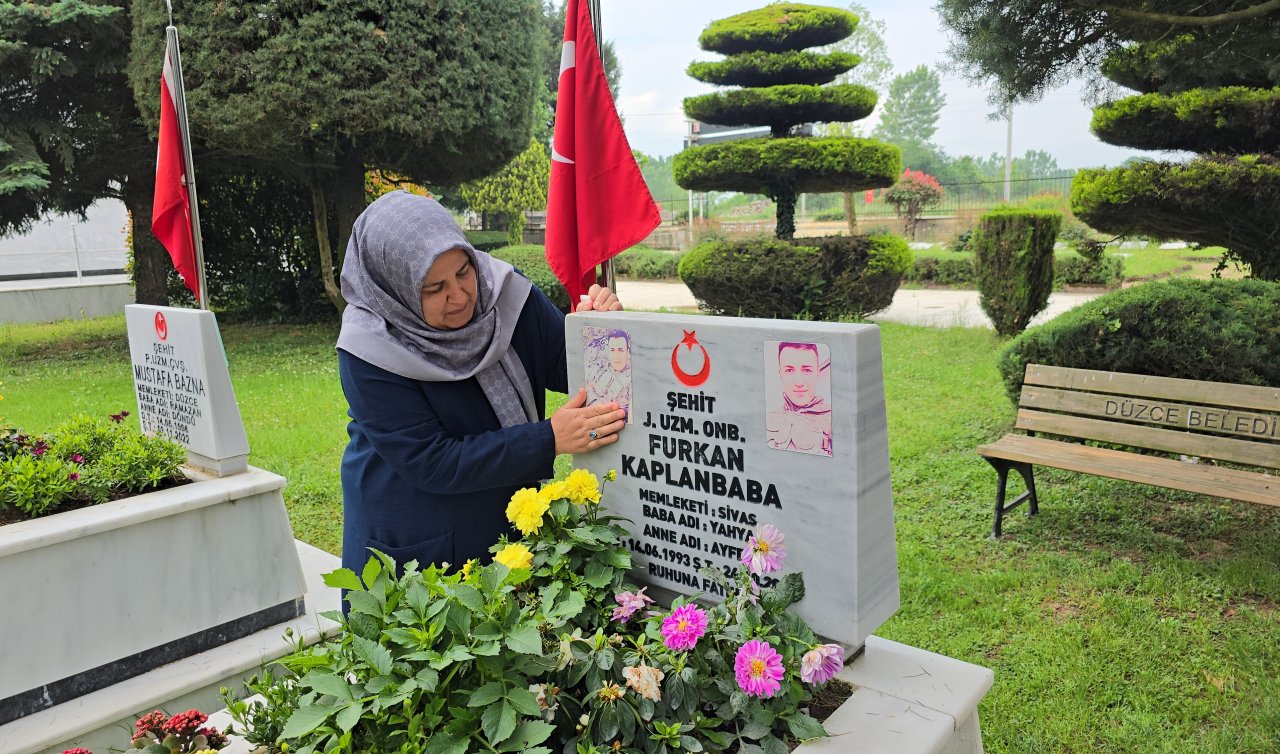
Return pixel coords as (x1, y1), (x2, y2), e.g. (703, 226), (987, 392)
(577, 284), (623, 312)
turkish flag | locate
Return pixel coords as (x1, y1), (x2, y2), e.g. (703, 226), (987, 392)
(152, 40), (200, 302)
(545, 0), (660, 303)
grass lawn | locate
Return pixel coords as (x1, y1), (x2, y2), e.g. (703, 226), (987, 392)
(2, 316), (1277, 753)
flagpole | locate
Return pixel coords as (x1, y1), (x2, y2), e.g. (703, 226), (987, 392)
(586, 0), (617, 293)
(165, 1), (209, 309)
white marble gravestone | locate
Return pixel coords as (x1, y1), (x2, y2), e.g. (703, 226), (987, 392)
(567, 312), (899, 650)
(125, 304), (250, 476)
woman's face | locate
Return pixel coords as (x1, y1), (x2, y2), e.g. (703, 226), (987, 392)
(607, 336), (629, 372)
(779, 346), (819, 405)
(420, 248), (477, 330)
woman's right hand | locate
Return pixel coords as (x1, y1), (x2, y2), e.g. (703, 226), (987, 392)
(552, 389), (627, 454)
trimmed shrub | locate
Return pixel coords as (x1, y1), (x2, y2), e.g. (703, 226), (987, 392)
(684, 84), (876, 132)
(489, 245), (571, 312)
(699, 4), (855, 55)
(998, 278), (1280, 404)
(610, 247), (684, 280)
(679, 233), (910, 319)
(906, 256), (975, 286)
(687, 50), (859, 87)
(464, 230), (508, 252)
(674, 136), (900, 195)
(1091, 87), (1280, 155)
(972, 209), (1062, 336)
(1054, 254), (1124, 288)
(1071, 155), (1280, 280)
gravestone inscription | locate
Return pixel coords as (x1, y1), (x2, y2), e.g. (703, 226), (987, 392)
(125, 304), (249, 476)
(568, 312), (899, 649)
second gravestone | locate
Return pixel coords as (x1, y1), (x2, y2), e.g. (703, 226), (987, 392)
(567, 312), (899, 650)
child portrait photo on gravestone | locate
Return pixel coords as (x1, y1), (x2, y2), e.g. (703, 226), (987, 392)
(764, 341), (833, 457)
(583, 326), (633, 421)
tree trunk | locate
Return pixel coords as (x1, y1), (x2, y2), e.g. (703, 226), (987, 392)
(842, 192), (858, 235)
(310, 177), (345, 314)
(332, 142), (366, 273)
(773, 185), (797, 241)
(123, 168), (169, 305)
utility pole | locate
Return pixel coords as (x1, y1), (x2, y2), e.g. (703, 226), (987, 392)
(1003, 105), (1013, 203)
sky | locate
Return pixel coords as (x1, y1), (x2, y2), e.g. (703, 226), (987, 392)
(601, 0), (1153, 169)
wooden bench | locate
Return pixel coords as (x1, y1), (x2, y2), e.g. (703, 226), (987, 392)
(977, 364), (1280, 537)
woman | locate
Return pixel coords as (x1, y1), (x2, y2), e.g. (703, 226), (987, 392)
(336, 191), (626, 575)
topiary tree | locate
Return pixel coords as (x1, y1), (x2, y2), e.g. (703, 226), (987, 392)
(672, 3), (900, 240)
(460, 139), (550, 247)
(972, 208), (1062, 336)
(883, 169), (944, 239)
(1070, 44), (1280, 280)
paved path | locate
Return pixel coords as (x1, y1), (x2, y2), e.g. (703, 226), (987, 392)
(616, 279), (1104, 329)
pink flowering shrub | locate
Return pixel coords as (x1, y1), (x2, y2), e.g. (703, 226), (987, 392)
(884, 168), (945, 239)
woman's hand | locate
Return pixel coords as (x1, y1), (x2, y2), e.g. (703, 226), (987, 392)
(552, 389), (627, 454)
(576, 284), (623, 312)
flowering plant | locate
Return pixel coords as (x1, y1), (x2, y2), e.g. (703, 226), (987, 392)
(99, 708), (230, 753)
(884, 168), (944, 240)
(230, 469), (844, 754)
(0, 411), (185, 519)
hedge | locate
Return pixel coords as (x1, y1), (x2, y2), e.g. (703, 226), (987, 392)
(489, 245), (571, 312)
(972, 209), (1062, 336)
(679, 233), (910, 319)
(905, 254), (1123, 288)
(673, 136), (900, 195)
(698, 4), (856, 55)
(1071, 155), (1280, 280)
(1101, 34), (1275, 95)
(683, 84), (877, 132)
(1091, 87), (1280, 154)
(687, 50), (859, 88)
(998, 278), (1280, 405)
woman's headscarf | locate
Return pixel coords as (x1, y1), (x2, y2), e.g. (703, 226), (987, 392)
(336, 191), (537, 427)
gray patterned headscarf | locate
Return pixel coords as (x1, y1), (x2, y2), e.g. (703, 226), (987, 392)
(336, 192), (537, 427)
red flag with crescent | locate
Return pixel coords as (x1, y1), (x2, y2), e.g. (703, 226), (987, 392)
(152, 39), (199, 302)
(545, 0), (661, 303)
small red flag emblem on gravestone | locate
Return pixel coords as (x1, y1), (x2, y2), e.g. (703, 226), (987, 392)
(154, 311), (168, 341)
(671, 330), (710, 387)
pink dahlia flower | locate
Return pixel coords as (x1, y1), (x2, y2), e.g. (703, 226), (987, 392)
(800, 643), (844, 685)
(741, 524), (786, 574)
(660, 603), (708, 651)
(734, 639), (785, 698)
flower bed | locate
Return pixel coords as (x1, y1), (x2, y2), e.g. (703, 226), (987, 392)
(223, 470), (858, 754)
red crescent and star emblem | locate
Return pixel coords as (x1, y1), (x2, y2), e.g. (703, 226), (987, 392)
(154, 311), (168, 341)
(670, 330), (710, 387)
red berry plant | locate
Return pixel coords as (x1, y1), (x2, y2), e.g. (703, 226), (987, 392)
(126, 708), (229, 753)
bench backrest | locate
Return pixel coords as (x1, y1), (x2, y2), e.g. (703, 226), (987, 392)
(1016, 365), (1280, 471)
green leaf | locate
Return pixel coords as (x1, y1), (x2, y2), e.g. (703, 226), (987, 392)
(143, 745), (172, 754)
(497, 720), (555, 752)
(415, 666), (440, 692)
(595, 647), (616, 670)
(322, 568), (363, 592)
(335, 701), (364, 732)
(345, 590), (383, 617)
(473, 621), (504, 640)
(302, 671), (355, 701)
(469, 681), (506, 707)
(347, 612), (381, 641)
(506, 686), (542, 716)
(680, 735), (704, 752)
(784, 712), (827, 741)
(352, 635), (394, 676)
(281, 703), (337, 739)
(740, 721), (770, 740)
(481, 700), (517, 744)
(761, 734), (790, 754)
(583, 560), (613, 588)
(453, 583), (485, 612)
(361, 557), (383, 590)
(472, 641), (502, 656)
(482, 563), (509, 594)
(406, 580), (432, 614)
(549, 590), (586, 622)
(422, 731), (470, 754)
(505, 623), (544, 655)
(606, 548), (632, 568)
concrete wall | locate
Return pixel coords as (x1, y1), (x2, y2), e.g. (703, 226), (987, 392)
(0, 282), (133, 324)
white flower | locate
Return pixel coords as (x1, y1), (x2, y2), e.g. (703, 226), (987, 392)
(621, 664), (664, 702)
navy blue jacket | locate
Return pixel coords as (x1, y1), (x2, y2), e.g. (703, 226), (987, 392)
(338, 291), (567, 575)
